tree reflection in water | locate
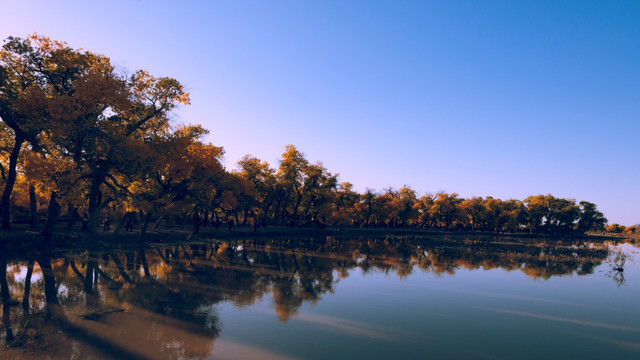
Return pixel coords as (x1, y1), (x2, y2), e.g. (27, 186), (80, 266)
(0, 237), (616, 358)
(605, 248), (628, 287)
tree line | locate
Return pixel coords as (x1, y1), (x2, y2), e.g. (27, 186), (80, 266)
(0, 35), (619, 237)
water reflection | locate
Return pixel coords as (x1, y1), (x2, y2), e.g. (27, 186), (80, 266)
(606, 248), (628, 287)
(0, 237), (620, 358)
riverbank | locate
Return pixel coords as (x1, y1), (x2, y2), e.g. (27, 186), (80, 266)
(0, 223), (632, 258)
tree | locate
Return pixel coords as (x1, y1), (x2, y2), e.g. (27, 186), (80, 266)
(237, 155), (276, 226)
(624, 224), (639, 235)
(548, 197), (580, 234)
(429, 192), (461, 230)
(0, 35), (62, 227)
(47, 61), (189, 232)
(359, 188), (377, 227)
(458, 197), (486, 231)
(276, 145), (308, 227)
(332, 182), (359, 226)
(605, 223), (625, 234)
(128, 125), (225, 235)
(523, 194), (550, 233)
(413, 194), (435, 229)
(299, 162), (337, 226)
(371, 190), (395, 227)
(395, 186), (418, 227)
(499, 199), (525, 233)
(1, 35), (121, 230)
(576, 201), (606, 234)
(0, 34), (192, 233)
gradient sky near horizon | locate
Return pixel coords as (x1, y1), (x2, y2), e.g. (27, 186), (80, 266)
(2, 1), (639, 225)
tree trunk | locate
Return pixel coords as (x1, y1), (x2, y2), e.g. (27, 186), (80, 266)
(87, 174), (107, 233)
(291, 193), (303, 227)
(29, 183), (38, 228)
(84, 259), (95, 295)
(273, 197), (283, 226)
(138, 249), (150, 277)
(40, 192), (61, 240)
(139, 209), (154, 239)
(39, 255), (63, 320)
(204, 209), (209, 227)
(112, 254), (133, 284)
(180, 214), (189, 230)
(113, 211), (134, 235)
(1, 136), (24, 228)
(153, 212), (165, 229)
(0, 258), (14, 341)
(66, 204), (76, 230)
(22, 260), (34, 315)
(243, 207), (249, 225)
(261, 200), (273, 227)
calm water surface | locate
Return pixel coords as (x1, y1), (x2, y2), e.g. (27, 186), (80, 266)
(1, 236), (638, 359)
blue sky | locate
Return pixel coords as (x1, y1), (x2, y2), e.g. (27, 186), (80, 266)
(2, 1), (639, 225)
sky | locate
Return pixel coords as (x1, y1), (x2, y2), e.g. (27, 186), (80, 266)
(1, 0), (639, 225)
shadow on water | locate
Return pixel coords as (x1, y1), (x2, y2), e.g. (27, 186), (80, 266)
(0, 236), (620, 358)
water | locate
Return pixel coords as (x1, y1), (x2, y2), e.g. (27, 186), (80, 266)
(1, 236), (638, 359)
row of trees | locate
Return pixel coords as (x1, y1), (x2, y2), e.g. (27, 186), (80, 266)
(0, 35), (615, 237)
(234, 152), (609, 235)
(605, 223), (640, 235)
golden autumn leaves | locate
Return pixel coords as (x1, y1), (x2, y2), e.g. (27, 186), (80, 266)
(0, 34), (213, 232)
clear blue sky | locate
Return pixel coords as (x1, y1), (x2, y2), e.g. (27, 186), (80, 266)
(2, 1), (639, 225)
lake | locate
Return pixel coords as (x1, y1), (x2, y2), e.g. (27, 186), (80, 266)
(1, 236), (638, 359)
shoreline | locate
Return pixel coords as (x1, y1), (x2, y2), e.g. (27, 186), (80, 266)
(0, 225), (632, 259)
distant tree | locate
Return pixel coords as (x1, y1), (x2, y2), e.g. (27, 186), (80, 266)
(393, 187), (416, 227)
(371, 189), (395, 227)
(299, 162), (337, 226)
(331, 182), (359, 226)
(413, 194), (435, 229)
(605, 223), (625, 234)
(359, 188), (377, 227)
(624, 224), (639, 235)
(483, 197), (504, 232)
(523, 194), (550, 233)
(429, 192), (461, 230)
(499, 199), (525, 233)
(548, 197), (580, 234)
(524, 194), (586, 234)
(576, 201), (606, 234)
(459, 197), (486, 231)
(276, 145), (308, 227)
(236, 155), (276, 226)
